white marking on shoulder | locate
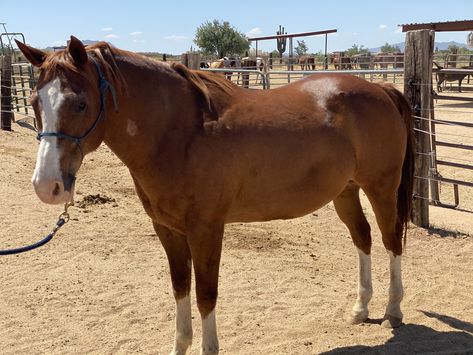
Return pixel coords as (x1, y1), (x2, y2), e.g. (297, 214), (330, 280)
(32, 78), (65, 184)
(301, 77), (340, 122)
(126, 119), (138, 136)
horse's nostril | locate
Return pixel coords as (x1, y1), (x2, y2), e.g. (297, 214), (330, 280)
(52, 182), (61, 196)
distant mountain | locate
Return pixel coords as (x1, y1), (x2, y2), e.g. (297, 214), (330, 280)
(44, 39), (99, 52)
(368, 41), (469, 53)
(82, 40), (100, 46)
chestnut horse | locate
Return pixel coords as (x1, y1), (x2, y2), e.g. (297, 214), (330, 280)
(17, 36), (413, 355)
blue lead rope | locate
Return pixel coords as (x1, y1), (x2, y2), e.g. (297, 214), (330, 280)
(0, 209), (70, 256)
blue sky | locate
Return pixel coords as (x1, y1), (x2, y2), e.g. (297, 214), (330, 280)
(2, 0), (473, 54)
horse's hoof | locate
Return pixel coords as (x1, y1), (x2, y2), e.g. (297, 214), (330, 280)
(348, 310), (369, 324)
(381, 314), (403, 328)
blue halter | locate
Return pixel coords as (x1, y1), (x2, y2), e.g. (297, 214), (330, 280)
(36, 58), (118, 159)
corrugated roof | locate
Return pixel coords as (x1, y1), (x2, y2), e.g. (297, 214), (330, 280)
(400, 20), (473, 32)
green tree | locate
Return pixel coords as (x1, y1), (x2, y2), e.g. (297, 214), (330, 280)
(270, 49), (280, 58)
(294, 40), (308, 56)
(194, 20), (250, 58)
(448, 44), (459, 53)
(380, 42), (400, 53)
(346, 44), (370, 56)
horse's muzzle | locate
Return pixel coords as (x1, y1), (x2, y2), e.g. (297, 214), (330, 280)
(32, 174), (75, 205)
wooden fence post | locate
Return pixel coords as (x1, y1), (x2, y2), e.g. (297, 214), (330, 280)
(181, 53), (201, 70)
(404, 29), (435, 228)
(1, 54), (13, 131)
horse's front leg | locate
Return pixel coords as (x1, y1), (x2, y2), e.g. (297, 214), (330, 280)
(187, 222), (224, 355)
(154, 223), (193, 355)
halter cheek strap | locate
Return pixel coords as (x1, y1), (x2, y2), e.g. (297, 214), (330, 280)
(36, 57), (118, 159)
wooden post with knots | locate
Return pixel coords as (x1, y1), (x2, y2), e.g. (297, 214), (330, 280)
(403, 29), (435, 228)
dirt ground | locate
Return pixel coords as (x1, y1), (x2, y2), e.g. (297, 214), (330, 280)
(1, 105), (472, 355)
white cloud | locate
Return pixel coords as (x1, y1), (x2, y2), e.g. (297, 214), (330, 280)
(105, 34), (119, 39)
(133, 39), (146, 43)
(246, 27), (262, 37)
(101, 27), (113, 32)
(130, 31), (143, 36)
(164, 35), (189, 41)
(394, 27), (402, 34)
(379, 24), (388, 30)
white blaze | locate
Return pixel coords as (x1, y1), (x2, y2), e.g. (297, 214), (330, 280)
(31, 78), (64, 187)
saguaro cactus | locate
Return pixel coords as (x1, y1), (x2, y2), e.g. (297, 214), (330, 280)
(276, 25), (287, 63)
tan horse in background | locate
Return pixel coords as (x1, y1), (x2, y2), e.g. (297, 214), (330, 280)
(17, 36), (413, 355)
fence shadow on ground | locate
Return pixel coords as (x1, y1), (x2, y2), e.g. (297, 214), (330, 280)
(320, 312), (473, 355)
(427, 225), (472, 238)
(15, 119), (36, 132)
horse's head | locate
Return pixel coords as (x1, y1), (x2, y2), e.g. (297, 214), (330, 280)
(17, 36), (112, 205)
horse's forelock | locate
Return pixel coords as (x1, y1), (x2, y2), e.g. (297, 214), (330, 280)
(39, 42), (124, 93)
(40, 51), (82, 83)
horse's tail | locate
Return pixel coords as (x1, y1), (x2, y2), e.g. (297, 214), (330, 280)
(379, 84), (414, 248)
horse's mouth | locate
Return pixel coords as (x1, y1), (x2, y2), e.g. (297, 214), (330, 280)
(32, 173), (76, 206)
(64, 173), (76, 193)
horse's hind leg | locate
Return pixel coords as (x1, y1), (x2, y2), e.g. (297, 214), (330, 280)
(154, 223), (193, 355)
(363, 184), (404, 329)
(333, 183), (373, 324)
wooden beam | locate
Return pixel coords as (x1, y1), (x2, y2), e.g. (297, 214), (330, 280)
(401, 20), (473, 32)
(404, 30), (435, 228)
(247, 29), (337, 41)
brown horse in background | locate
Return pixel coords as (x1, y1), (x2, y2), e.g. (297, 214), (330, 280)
(17, 36), (413, 355)
(298, 55), (316, 70)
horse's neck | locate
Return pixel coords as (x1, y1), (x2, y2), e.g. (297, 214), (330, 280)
(103, 57), (200, 171)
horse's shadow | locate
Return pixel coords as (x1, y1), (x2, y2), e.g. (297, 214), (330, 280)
(320, 311), (473, 354)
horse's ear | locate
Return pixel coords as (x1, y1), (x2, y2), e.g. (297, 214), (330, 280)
(68, 36), (88, 66)
(15, 39), (46, 67)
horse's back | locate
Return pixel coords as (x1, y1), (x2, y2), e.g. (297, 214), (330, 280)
(189, 74), (408, 223)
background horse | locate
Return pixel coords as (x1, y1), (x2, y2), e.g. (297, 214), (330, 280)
(18, 36), (413, 355)
(209, 57), (236, 80)
(433, 61), (471, 92)
(298, 55), (316, 70)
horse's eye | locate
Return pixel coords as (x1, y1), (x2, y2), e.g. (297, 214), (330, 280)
(77, 102), (87, 112)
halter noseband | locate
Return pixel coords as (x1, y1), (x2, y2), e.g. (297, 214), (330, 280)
(36, 57), (118, 159)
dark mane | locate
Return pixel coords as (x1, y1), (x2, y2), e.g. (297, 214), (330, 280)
(171, 63), (241, 113)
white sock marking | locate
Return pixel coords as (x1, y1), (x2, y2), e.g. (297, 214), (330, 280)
(386, 251), (403, 318)
(171, 294), (193, 355)
(201, 309), (218, 354)
(352, 248), (373, 319)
